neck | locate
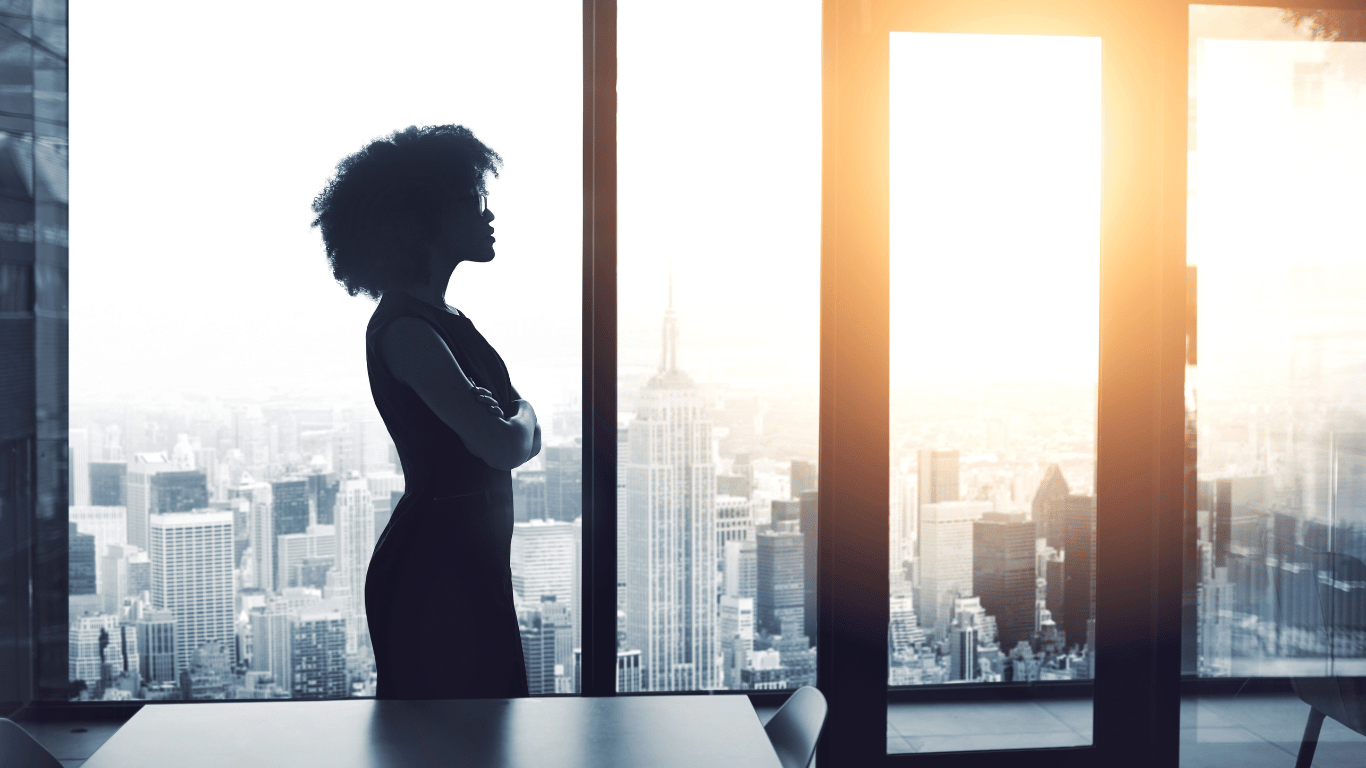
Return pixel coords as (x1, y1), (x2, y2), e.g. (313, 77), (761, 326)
(394, 263), (456, 309)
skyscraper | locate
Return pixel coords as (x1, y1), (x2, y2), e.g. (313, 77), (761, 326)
(276, 524), (336, 591)
(291, 609), (347, 699)
(916, 501), (991, 638)
(1060, 494), (1097, 649)
(617, 425), (628, 608)
(69, 505), (126, 594)
(973, 511), (1035, 649)
(70, 427), (90, 507)
(799, 490), (818, 643)
(125, 452), (171, 551)
(715, 495), (752, 556)
(724, 538), (757, 600)
(149, 510), (235, 675)
(249, 607), (292, 690)
(544, 442), (583, 523)
(625, 283), (717, 692)
(150, 471), (209, 516)
(101, 544), (149, 614)
(230, 475), (274, 593)
(1033, 464), (1071, 551)
(756, 528), (804, 637)
(89, 461), (127, 507)
(136, 608), (177, 684)
(69, 523), (96, 596)
(271, 478), (311, 582)
(519, 603), (560, 696)
(789, 460), (816, 497)
(917, 450), (961, 510)
(510, 519), (576, 610)
(334, 476), (374, 652)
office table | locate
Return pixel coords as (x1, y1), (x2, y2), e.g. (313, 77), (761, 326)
(82, 695), (783, 768)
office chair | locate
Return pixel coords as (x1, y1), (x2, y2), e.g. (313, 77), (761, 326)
(0, 718), (63, 768)
(763, 685), (828, 768)
(1290, 552), (1366, 768)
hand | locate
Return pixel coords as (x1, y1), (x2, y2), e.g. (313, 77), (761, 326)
(470, 386), (504, 419)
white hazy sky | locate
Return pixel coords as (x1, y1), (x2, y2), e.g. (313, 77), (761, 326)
(70, 0), (823, 412)
(890, 32), (1102, 386)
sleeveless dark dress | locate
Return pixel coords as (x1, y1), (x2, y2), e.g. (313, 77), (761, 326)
(363, 291), (529, 699)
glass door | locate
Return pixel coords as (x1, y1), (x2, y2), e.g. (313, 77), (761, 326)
(819, 0), (1186, 764)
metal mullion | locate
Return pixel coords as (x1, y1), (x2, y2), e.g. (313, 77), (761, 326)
(581, 0), (618, 698)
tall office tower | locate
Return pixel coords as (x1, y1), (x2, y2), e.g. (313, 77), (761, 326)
(519, 603), (559, 696)
(1032, 464), (1071, 551)
(70, 427), (90, 507)
(334, 476), (374, 652)
(268, 477), (310, 595)
(70, 505), (127, 594)
(89, 461), (127, 507)
(917, 449), (961, 511)
(125, 452), (171, 550)
(719, 595), (754, 689)
(544, 442), (583, 523)
(716, 495), (753, 556)
(150, 471), (209, 516)
(137, 608), (177, 683)
(916, 501), (991, 638)
(1060, 494), (1097, 649)
(616, 649), (643, 693)
(69, 613), (136, 689)
(513, 469), (547, 523)
(307, 471), (340, 527)
(291, 609), (347, 699)
(625, 286), (717, 692)
(101, 544), (149, 614)
(948, 621), (979, 682)
(789, 460), (816, 497)
(617, 425), (629, 608)
(150, 511), (235, 676)
(539, 596), (575, 693)
(69, 522), (96, 596)
(724, 539), (758, 600)
(756, 528), (804, 636)
(249, 607), (293, 689)
(511, 518), (577, 606)
(799, 490), (818, 643)
(276, 524), (336, 590)
(973, 511), (1036, 649)
(1043, 555), (1066, 631)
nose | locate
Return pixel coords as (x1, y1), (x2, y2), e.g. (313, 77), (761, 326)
(484, 207), (495, 224)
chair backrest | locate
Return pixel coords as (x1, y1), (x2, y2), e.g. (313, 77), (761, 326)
(0, 718), (63, 768)
(763, 685), (828, 768)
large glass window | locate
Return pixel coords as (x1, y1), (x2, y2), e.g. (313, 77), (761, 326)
(1181, 5), (1366, 764)
(68, 1), (581, 700)
(887, 31), (1100, 752)
(616, 0), (821, 693)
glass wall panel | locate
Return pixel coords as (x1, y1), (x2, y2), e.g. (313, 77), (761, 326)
(1182, 5), (1366, 765)
(887, 31), (1099, 753)
(616, 0), (821, 693)
(68, 1), (581, 700)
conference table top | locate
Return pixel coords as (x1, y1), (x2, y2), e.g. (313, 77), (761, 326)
(82, 695), (784, 768)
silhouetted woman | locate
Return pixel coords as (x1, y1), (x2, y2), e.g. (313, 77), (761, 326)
(311, 125), (538, 699)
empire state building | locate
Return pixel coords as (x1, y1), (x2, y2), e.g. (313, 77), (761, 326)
(625, 280), (718, 691)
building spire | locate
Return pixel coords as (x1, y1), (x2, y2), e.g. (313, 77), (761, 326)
(661, 268), (679, 373)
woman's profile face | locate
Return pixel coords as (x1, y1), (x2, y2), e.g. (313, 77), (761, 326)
(431, 194), (496, 269)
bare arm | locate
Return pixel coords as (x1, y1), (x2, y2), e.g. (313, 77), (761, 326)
(378, 316), (538, 471)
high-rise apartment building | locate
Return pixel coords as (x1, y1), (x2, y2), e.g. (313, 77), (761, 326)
(756, 528), (804, 636)
(916, 501), (991, 638)
(973, 511), (1036, 649)
(150, 510), (235, 675)
(89, 461), (127, 507)
(625, 288), (717, 692)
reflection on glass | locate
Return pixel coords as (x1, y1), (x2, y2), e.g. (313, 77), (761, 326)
(1188, 4), (1366, 682)
(617, 0), (820, 692)
(67, 2), (581, 700)
(887, 31), (1099, 754)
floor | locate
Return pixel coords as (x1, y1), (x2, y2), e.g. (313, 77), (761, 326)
(13, 693), (1365, 767)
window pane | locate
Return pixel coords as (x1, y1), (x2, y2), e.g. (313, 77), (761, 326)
(68, 1), (581, 700)
(888, 31), (1099, 753)
(617, 0), (821, 693)
(1183, 5), (1366, 765)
